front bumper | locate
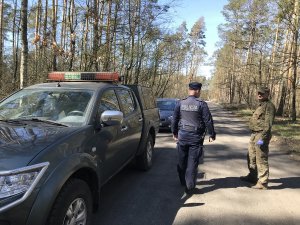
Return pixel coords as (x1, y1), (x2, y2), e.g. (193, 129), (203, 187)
(0, 189), (39, 225)
(159, 119), (171, 129)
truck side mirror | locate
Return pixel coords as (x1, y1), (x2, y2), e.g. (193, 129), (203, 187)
(100, 110), (123, 126)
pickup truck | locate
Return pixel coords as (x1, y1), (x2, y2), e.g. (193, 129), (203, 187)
(0, 72), (159, 225)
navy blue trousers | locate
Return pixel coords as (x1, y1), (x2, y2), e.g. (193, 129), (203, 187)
(177, 131), (204, 190)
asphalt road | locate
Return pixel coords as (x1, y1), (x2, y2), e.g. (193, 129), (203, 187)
(92, 102), (300, 225)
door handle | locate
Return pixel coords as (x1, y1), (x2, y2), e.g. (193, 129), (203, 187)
(138, 117), (143, 122)
(121, 126), (128, 132)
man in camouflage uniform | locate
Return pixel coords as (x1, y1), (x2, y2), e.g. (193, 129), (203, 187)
(240, 86), (275, 190)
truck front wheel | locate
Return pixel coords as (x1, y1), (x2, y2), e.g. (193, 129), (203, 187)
(136, 135), (154, 171)
(47, 178), (92, 225)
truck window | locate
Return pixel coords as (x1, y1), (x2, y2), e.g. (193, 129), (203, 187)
(99, 89), (120, 115)
(116, 89), (135, 116)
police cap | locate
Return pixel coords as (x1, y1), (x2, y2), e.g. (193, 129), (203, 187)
(189, 82), (202, 90)
(257, 86), (270, 94)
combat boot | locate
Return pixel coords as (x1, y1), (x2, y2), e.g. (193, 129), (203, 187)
(251, 181), (268, 190)
(240, 174), (258, 184)
(181, 187), (195, 200)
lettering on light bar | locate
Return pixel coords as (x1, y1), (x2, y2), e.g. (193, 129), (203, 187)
(48, 72), (120, 82)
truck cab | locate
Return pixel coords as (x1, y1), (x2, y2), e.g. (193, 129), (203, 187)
(0, 72), (159, 225)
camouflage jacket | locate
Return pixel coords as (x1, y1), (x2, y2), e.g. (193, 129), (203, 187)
(249, 99), (275, 139)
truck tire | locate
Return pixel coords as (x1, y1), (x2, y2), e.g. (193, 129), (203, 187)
(136, 135), (154, 171)
(47, 178), (92, 225)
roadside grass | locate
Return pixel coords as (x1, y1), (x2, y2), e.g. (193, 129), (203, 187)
(221, 103), (300, 153)
(271, 118), (300, 153)
(273, 118), (300, 140)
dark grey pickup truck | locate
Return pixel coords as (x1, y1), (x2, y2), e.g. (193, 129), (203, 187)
(0, 72), (159, 225)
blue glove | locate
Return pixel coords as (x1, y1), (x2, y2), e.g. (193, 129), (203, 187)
(257, 139), (264, 145)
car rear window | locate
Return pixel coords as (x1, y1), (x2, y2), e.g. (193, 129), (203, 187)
(157, 100), (176, 110)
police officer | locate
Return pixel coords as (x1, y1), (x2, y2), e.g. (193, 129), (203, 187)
(240, 86), (275, 190)
(172, 82), (216, 195)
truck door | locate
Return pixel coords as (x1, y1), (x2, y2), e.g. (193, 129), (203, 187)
(95, 88), (125, 182)
(115, 88), (143, 162)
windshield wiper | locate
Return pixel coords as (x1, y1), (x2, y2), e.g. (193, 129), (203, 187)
(23, 118), (68, 127)
(0, 119), (28, 125)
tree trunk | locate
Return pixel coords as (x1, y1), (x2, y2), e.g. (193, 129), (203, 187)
(230, 42), (236, 104)
(269, 18), (280, 86)
(80, 6), (89, 71)
(291, 0), (299, 121)
(134, 0), (141, 84)
(61, 0), (67, 51)
(126, 0), (137, 84)
(68, 0), (76, 71)
(34, 0), (42, 81)
(52, 0), (57, 71)
(276, 29), (291, 116)
(112, 0), (120, 71)
(12, 0), (19, 85)
(92, 0), (102, 71)
(103, 0), (112, 71)
(0, 0), (4, 87)
(20, 0), (28, 89)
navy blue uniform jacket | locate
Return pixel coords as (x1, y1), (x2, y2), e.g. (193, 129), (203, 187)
(172, 96), (216, 140)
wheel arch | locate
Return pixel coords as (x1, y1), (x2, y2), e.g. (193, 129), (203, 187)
(69, 167), (99, 211)
(26, 154), (100, 225)
(149, 126), (156, 146)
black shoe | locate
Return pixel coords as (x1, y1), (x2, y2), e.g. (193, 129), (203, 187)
(185, 187), (196, 195)
(240, 175), (257, 184)
(181, 188), (194, 200)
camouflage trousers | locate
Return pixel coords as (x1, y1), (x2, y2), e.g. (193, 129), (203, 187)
(248, 132), (271, 184)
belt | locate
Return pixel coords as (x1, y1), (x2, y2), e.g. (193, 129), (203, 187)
(180, 125), (199, 132)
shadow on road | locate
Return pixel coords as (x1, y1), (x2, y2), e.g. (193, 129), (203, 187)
(269, 177), (300, 189)
(194, 175), (300, 193)
(92, 147), (205, 225)
(203, 143), (247, 161)
(196, 176), (246, 194)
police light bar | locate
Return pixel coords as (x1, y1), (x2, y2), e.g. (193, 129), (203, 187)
(47, 72), (120, 82)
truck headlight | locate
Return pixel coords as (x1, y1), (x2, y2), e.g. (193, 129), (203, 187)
(0, 162), (49, 213)
(0, 171), (39, 198)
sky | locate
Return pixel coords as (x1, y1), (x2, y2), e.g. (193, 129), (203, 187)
(159, 0), (229, 78)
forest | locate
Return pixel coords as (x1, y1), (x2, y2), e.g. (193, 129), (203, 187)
(212, 0), (300, 121)
(0, 0), (299, 121)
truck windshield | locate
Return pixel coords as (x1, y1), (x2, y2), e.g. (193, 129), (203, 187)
(0, 89), (94, 127)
